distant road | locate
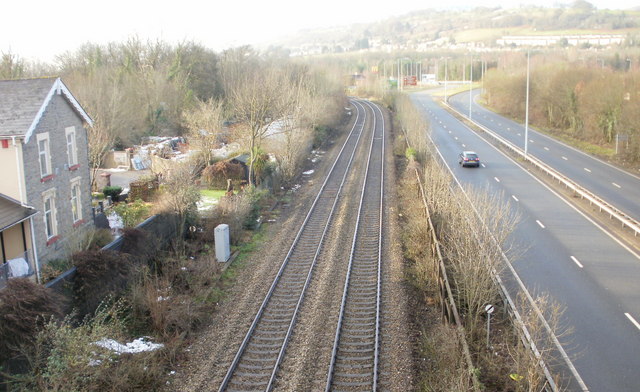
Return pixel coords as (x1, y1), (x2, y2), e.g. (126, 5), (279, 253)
(449, 89), (640, 225)
(411, 90), (640, 392)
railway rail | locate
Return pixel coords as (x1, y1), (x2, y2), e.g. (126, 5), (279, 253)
(325, 100), (384, 391)
(218, 99), (386, 391)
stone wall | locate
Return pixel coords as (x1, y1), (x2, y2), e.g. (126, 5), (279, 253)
(22, 94), (92, 265)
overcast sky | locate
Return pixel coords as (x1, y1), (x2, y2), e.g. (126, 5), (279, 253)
(1, 0), (636, 63)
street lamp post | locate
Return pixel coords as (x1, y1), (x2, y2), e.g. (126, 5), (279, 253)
(444, 58), (448, 103)
(469, 56), (473, 120)
(524, 50), (530, 157)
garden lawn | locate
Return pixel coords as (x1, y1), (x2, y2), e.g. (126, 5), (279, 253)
(198, 189), (226, 211)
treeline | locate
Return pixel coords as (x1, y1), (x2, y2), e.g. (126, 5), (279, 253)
(484, 58), (640, 162)
(2, 40), (347, 182)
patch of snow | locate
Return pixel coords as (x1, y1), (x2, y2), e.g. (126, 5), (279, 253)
(197, 196), (220, 212)
(94, 337), (164, 354)
(107, 211), (124, 237)
(157, 296), (170, 302)
(302, 170), (314, 175)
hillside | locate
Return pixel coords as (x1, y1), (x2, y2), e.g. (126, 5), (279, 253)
(267, 4), (640, 55)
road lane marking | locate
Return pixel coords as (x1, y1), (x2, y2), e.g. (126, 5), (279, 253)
(562, 156), (568, 160)
(462, 144), (466, 148)
(481, 163), (486, 168)
(613, 183), (621, 189)
(454, 137), (458, 140)
(570, 256), (584, 268)
(494, 177), (500, 183)
(536, 220), (545, 229)
(448, 131), (452, 134)
(517, 133), (521, 136)
(544, 147), (550, 151)
(443, 125), (447, 128)
(529, 139), (534, 143)
(507, 127), (511, 131)
(512, 195), (519, 202)
(584, 168), (592, 173)
(626, 313), (640, 331)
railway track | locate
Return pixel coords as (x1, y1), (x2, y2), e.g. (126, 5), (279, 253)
(325, 100), (385, 391)
(218, 99), (386, 391)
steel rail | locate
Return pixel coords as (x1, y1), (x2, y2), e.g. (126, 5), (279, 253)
(218, 100), (370, 391)
(325, 100), (384, 391)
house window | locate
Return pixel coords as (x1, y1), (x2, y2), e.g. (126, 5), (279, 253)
(65, 127), (78, 167)
(70, 178), (82, 223)
(43, 190), (57, 239)
(36, 133), (51, 177)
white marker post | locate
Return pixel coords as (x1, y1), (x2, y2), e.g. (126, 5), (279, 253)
(485, 304), (495, 348)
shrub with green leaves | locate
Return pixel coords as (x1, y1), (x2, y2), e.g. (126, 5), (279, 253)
(112, 199), (151, 228)
(103, 186), (123, 201)
(405, 147), (418, 161)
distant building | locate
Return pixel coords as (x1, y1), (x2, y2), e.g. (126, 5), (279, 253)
(497, 34), (625, 47)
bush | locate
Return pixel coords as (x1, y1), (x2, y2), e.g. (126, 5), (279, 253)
(119, 228), (159, 266)
(201, 161), (245, 188)
(312, 125), (331, 148)
(405, 147), (418, 161)
(39, 258), (74, 283)
(13, 300), (168, 392)
(72, 250), (134, 317)
(0, 279), (63, 364)
(113, 199), (151, 228)
(103, 186), (123, 201)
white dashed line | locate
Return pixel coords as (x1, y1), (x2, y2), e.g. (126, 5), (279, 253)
(536, 220), (545, 229)
(454, 137), (458, 140)
(626, 313), (640, 331)
(448, 131), (452, 134)
(507, 127), (511, 131)
(494, 177), (500, 183)
(512, 195), (519, 202)
(517, 133), (521, 136)
(570, 256), (584, 268)
(529, 139), (534, 143)
(584, 168), (592, 173)
(562, 156), (568, 161)
(613, 183), (622, 189)
(481, 163), (486, 168)
(544, 147), (550, 151)
(462, 144), (466, 148)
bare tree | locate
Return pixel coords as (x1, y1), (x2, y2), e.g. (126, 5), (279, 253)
(182, 98), (226, 167)
(153, 162), (200, 253)
(221, 53), (287, 187)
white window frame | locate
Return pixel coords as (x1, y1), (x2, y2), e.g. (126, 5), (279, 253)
(70, 177), (82, 223)
(36, 133), (52, 177)
(42, 189), (58, 239)
(65, 126), (78, 167)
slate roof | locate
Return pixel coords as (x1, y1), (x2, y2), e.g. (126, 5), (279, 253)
(0, 77), (92, 140)
(0, 193), (37, 232)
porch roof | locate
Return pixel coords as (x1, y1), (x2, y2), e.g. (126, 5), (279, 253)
(0, 193), (37, 232)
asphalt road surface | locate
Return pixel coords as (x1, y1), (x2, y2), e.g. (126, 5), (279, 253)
(411, 91), (640, 392)
(449, 89), (640, 225)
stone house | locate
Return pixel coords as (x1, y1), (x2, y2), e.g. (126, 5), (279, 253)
(0, 77), (93, 277)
